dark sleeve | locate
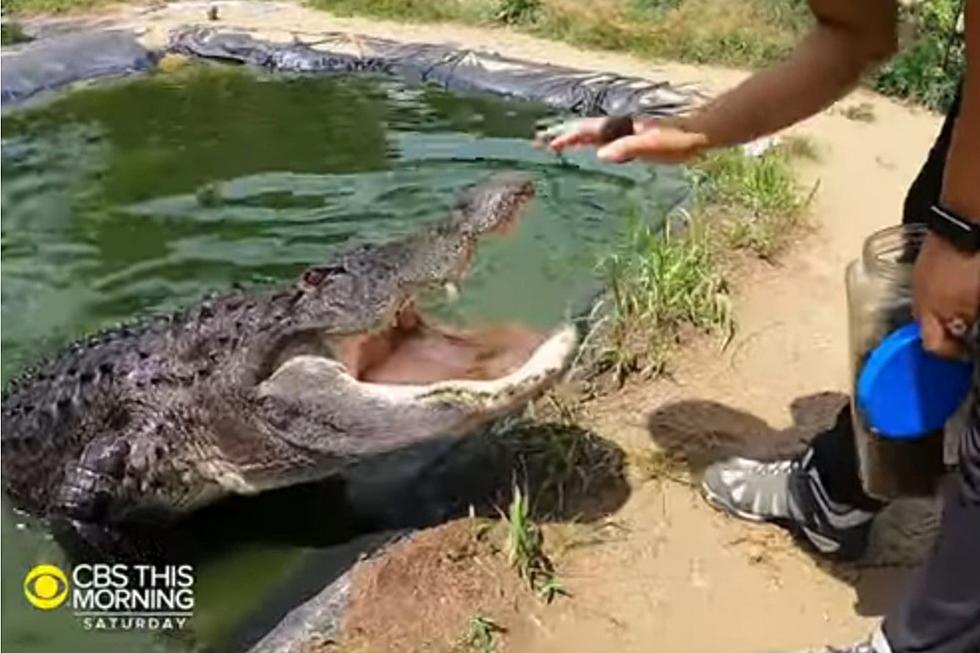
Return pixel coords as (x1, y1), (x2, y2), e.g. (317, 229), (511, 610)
(902, 84), (964, 225)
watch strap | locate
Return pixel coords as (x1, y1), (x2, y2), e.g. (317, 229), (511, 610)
(927, 204), (980, 253)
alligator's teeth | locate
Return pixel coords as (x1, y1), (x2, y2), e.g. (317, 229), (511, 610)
(444, 282), (460, 302)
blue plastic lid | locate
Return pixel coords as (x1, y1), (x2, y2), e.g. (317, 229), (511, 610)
(856, 322), (973, 439)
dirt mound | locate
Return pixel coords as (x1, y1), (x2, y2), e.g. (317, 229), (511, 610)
(339, 520), (528, 653)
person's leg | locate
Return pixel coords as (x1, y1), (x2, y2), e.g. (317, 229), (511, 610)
(701, 83), (964, 562)
(880, 372), (980, 653)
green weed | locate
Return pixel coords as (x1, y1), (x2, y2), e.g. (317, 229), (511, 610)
(779, 135), (820, 161)
(458, 615), (506, 653)
(690, 144), (809, 260)
(493, 0), (540, 25)
(502, 421), (623, 518)
(583, 142), (809, 385)
(1, 19), (30, 44)
(590, 212), (732, 383)
(313, 0), (475, 23)
(3, 0), (116, 14)
(629, 447), (692, 485)
(502, 485), (566, 603)
(873, 0), (964, 112)
(309, 0), (809, 68)
(838, 102), (876, 123)
(691, 147), (799, 216)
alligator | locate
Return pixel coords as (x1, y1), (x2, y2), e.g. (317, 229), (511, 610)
(1, 172), (577, 552)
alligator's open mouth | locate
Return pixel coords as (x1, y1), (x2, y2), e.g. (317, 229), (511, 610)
(329, 176), (568, 390)
(252, 173), (578, 458)
(333, 303), (553, 385)
(281, 171), (577, 399)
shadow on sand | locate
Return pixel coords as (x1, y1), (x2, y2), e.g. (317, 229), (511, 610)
(644, 391), (939, 618)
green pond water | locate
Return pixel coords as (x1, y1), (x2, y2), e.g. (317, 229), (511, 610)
(1, 64), (688, 653)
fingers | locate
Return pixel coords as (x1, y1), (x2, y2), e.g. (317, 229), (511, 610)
(533, 118), (604, 151)
(919, 312), (970, 360)
(545, 130), (594, 151)
(535, 118), (705, 163)
(596, 134), (650, 163)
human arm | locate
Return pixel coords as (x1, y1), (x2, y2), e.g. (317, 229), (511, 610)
(913, 1), (980, 359)
(539, 0), (898, 163)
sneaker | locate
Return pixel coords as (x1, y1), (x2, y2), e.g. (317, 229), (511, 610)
(701, 456), (799, 523)
(701, 449), (878, 561)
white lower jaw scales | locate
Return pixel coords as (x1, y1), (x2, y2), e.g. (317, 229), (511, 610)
(358, 324), (579, 401)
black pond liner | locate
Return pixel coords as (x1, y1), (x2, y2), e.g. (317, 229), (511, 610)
(1, 29), (156, 106)
(2, 24), (680, 653)
(166, 26), (697, 117)
(2, 25), (698, 117)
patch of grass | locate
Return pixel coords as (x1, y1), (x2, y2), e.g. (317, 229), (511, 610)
(314, 0), (486, 23)
(316, 0), (963, 110)
(502, 421), (623, 517)
(457, 615), (507, 653)
(581, 141), (809, 386)
(629, 448), (692, 485)
(494, 0), (541, 26)
(533, 0), (810, 68)
(1, 20), (31, 44)
(313, 0), (811, 68)
(3, 0), (119, 14)
(589, 213), (732, 383)
(690, 143), (810, 260)
(873, 0), (964, 112)
(779, 134), (820, 161)
(692, 146), (799, 216)
(838, 102), (876, 123)
(502, 485), (566, 603)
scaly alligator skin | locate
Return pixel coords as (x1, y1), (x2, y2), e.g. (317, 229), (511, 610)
(1, 172), (577, 553)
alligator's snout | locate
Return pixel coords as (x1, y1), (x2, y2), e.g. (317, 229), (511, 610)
(455, 171), (536, 238)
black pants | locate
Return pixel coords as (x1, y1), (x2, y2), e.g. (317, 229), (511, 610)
(805, 89), (980, 652)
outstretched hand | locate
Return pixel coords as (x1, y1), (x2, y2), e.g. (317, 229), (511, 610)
(534, 116), (709, 165)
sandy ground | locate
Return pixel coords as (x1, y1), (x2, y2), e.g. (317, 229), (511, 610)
(26, 2), (948, 650)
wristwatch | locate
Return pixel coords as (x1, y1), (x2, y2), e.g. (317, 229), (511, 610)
(927, 204), (980, 253)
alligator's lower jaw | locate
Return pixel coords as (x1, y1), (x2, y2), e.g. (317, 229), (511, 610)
(360, 324), (578, 400)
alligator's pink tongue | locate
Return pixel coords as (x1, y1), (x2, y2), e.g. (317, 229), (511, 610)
(359, 321), (546, 384)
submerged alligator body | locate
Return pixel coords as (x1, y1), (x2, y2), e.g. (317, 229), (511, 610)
(1, 173), (577, 550)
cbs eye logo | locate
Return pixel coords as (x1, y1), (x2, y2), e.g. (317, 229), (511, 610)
(24, 564), (70, 610)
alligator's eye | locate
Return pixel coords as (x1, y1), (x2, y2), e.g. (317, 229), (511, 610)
(300, 265), (343, 288)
